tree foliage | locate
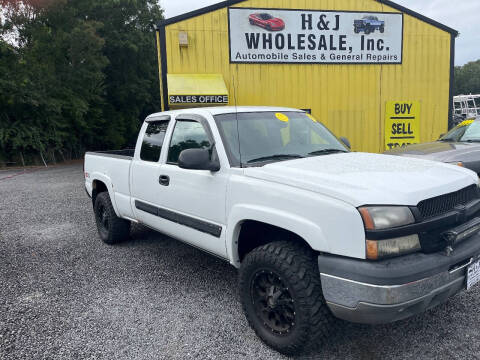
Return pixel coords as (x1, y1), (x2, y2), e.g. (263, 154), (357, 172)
(0, 0), (163, 165)
(455, 60), (480, 96)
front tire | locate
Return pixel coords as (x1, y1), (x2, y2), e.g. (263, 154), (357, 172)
(239, 241), (335, 355)
(94, 192), (131, 244)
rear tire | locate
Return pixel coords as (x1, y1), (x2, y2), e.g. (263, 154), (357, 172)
(239, 241), (336, 355)
(94, 192), (130, 244)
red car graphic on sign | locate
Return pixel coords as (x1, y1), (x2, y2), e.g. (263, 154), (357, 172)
(249, 13), (285, 31)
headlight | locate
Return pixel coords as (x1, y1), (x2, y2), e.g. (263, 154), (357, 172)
(358, 206), (415, 230)
(359, 206), (420, 260)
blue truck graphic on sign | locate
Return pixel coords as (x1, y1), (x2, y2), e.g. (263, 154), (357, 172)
(354, 16), (385, 34)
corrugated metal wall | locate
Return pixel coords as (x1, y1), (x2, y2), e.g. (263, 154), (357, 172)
(160, 0), (452, 153)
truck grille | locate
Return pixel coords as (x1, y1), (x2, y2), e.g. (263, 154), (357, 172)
(417, 185), (479, 219)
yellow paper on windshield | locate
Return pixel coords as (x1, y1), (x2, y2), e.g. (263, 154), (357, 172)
(276, 113), (289, 122)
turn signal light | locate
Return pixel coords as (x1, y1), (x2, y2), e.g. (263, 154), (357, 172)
(366, 240), (378, 260)
(359, 207), (375, 230)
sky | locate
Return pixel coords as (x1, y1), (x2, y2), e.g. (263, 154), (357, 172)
(159, 0), (480, 66)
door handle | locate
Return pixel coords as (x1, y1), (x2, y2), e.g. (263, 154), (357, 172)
(159, 175), (170, 186)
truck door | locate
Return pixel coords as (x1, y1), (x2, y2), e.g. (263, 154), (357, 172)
(136, 113), (228, 258)
(130, 116), (171, 228)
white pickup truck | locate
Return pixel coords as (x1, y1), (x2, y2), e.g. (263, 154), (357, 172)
(85, 106), (480, 355)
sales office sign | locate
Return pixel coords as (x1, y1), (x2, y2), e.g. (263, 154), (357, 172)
(228, 8), (403, 64)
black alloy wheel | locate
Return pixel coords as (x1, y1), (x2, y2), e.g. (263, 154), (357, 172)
(250, 270), (296, 335)
(239, 241), (337, 355)
(96, 203), (109, 235)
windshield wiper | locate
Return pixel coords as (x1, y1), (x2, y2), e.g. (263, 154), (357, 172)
(464, 139), (480, 143)
(247, 154), (304, 164)
(308, 149), (348, 156)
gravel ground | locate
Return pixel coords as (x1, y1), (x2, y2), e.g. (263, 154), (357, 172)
(1, 163), (480, 360)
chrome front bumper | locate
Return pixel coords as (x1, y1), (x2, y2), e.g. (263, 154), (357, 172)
(321, 261), (469, 324)
(318, 235), (480, 324)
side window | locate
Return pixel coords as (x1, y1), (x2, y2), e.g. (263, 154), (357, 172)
(140, 121), (169, 162)
(167, 120), (211, 164)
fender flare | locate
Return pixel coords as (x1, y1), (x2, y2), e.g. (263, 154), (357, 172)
(226, 204), (330, 267)
(90, 172), (121, 217)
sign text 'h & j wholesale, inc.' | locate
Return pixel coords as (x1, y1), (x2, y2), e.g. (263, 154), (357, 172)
(229, 8), (403, 64)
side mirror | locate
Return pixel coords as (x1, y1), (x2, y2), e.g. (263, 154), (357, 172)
(340, 137), (351, 150)
(178, 148), (220, 172)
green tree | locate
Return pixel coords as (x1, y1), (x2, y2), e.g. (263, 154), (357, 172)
(455, 60), (480, 95)
(0, 0), (163, 166)
(0, 0), (108, 163)
(75, 0), (164, 148)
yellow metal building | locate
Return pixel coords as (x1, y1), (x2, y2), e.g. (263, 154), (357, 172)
(155, 0), (458, 153)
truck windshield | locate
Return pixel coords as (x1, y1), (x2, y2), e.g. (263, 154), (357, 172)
(214, 111), (348, 167)
(440, 120), (480, 142)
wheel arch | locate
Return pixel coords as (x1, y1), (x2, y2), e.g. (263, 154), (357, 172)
(226, 205), (330, 268)
(90, 174), (120, 216)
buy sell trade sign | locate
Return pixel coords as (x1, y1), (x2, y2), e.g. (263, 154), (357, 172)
(385, 101), (420, 150)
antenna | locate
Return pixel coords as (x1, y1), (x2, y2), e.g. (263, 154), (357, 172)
(232, 68), (243, 167)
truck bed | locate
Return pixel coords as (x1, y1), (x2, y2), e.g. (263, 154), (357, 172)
(84, 150), (135, 219)
(87, 149), (135, 159)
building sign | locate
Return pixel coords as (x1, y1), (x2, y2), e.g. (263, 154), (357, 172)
(228, 8), (403, 64)
(385, 101), (420, 150)
(169, 95), (229, 105)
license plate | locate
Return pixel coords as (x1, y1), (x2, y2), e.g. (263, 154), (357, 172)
(467, 260), (480, 290)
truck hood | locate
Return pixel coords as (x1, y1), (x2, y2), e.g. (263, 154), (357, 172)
(385, 141), (480, 162)
(243, 152), (477, 207)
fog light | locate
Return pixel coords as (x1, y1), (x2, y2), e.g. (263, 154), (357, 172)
(366, 235), (421, 260)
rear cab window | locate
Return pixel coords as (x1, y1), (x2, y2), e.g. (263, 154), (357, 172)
(140, 120), (170, 162)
